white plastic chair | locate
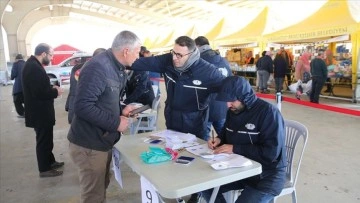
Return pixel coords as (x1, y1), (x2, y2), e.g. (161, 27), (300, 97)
(129, 95), (161, 135)
(270, 119), (308, 203)
(224, 120), (308, 203)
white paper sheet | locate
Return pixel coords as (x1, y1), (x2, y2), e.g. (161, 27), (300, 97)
(151, 130), (199, 149)
(112, 147), (123, 188)
(141, 176), (159, 203)
(208, 154), (253, 170)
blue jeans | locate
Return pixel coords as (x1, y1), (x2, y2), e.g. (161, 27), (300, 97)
(274, 77), (284, 92)
(202, 184), (275, 203)
(204, 119), (225, 141)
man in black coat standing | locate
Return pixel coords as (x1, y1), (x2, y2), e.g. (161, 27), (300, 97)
(22, 43), (64, 177)
(10, 54), (26, 117)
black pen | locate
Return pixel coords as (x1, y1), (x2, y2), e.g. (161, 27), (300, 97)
(212, 130), (215, 144)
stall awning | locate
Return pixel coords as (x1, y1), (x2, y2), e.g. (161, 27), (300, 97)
(264, 0), (359, 43)
(214, 7), (268, 47)
(204, 18), (225, 41)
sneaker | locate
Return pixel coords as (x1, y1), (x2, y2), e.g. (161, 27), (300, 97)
(187, 193), (201, 203)
(51, 161), (64, 170)
(39, 169), (63, 178)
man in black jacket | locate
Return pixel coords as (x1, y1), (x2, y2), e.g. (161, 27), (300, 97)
(22, 43), (64, 177)
(65, 48), (106, 124)
(11, 54), (25, 117)
(68, 31), (139, 203)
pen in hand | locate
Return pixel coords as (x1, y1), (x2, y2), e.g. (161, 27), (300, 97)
(212, 130), (215, 144)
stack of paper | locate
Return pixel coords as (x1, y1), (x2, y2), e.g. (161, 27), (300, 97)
(151, 130), (199, 150)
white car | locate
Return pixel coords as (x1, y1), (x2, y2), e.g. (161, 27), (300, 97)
(45, 54), (92, 86)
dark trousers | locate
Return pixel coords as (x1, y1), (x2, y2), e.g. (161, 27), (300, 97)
(13, 92), (25, 116)
(285, 68), (292, 86)
(310, 76), (325, 103)
(34, 125), (56, 172)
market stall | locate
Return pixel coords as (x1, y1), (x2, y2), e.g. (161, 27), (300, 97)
(213, 8), (269, 85)
(263, 0), (360, 101)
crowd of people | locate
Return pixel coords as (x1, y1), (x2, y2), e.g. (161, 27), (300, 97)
(13, 30), (316, 203)
(252, 47), (330, 104)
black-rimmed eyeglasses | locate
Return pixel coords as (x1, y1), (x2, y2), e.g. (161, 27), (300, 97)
(170, 49), (194, 59)
(46, 52), (53, 57)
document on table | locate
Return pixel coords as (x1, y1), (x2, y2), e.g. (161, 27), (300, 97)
(186, 144), (253, 170)
(151, 130), (199, 149)
(209, 154), (253, 170)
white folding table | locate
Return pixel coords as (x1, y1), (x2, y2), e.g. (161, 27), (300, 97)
(114, 131), (262, 203)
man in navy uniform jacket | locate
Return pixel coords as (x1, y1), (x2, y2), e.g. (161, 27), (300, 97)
(203, 76), (287, 203)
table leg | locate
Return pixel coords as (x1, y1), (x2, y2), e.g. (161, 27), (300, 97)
(209, 186), (220, 203)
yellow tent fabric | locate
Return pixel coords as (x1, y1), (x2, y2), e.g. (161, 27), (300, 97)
(214, 7), (268, 46)
(264, 0), (358, 43)
(143, 37), (153, 48)
(204, 18), (225, 41)
(150, 31), (175, 49)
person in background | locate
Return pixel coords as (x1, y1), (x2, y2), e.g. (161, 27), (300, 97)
(194, 36), (232, 141)
(280, 47), (293, 89)
(245, 50), (255, 65)
(121, 46), (155, 106)
(22, 43), (64, 177)
(131, 36), (225, 203)
(11, 54), (26, 118)
(323, 49), (335, 93)
(123, 69), (155, 106)
(310, 50), (328, 104)
(144, 49), (162, 96)
(273, 51), (287, 93)
(68, 31), (139, 203)
(294, 52), (311, 100)
(257, 51), (273, 94)
(65, 48), (106, 124)
(255, 51), (266, 92)
(202, 76), (287, 203)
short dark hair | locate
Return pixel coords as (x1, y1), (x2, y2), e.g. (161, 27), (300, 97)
(34, 43), (50, 56)
(175, 36), (196, 51)
(194, 36), (209, 46)
(15, 54), (23, 60)
(261, 51), (266, 57)
(93, 48), (106, 56)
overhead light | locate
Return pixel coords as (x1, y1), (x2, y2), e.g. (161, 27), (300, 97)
(5, 5), (13, 12)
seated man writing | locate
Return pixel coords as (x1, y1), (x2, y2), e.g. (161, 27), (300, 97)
(202, 76), (287, 203)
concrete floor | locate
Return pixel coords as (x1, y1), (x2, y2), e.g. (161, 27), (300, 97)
(1, 82), (360, 203)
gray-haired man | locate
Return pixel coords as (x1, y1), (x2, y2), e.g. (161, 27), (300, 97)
(68, 31), (140, 203)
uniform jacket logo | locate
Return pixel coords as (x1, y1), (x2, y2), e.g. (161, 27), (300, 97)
(192, 80), (202, 85)
(245, 123), (255, 130)
(218, 67), (229, 77)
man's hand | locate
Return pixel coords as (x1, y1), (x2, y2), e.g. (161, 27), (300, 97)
(208, 137), (221, 150)
(122, 104), (137, 117)
(213, 144), (234, 154)
(117, 116), (129, 132)
(53, 86), (64, 96)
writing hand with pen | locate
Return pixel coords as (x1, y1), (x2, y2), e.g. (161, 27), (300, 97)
(207, 130), (234, 154)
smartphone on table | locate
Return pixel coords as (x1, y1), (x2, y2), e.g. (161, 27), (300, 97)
(175, 156), (195, 165)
